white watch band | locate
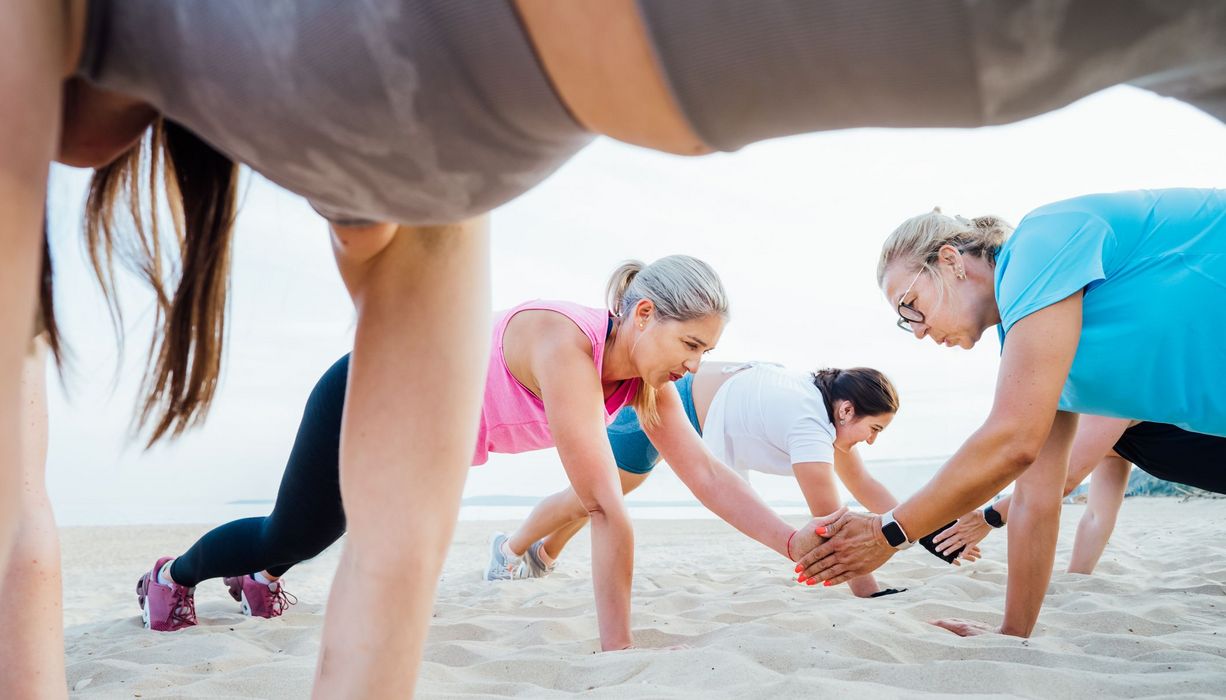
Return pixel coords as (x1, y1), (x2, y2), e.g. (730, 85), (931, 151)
(881, 509), (914, 550)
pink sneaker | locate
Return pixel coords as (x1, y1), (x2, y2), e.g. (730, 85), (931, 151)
(136, 557), (197, 632)
(223, 574), (297, 619)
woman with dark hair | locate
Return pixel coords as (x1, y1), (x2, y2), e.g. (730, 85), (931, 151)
(3, 1), (1224, 695)
(496, 363), (978, 594)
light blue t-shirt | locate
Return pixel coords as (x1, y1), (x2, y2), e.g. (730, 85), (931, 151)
(994, 189), (1226, 437)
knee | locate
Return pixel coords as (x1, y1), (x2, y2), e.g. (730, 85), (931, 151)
(262, 523), (345, 565)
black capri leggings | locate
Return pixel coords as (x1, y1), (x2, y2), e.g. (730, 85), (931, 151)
(169, 354), (351, 587)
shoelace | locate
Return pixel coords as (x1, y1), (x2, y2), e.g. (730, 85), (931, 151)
(268, 584), (299, 616)
(167, 586), (198, 628)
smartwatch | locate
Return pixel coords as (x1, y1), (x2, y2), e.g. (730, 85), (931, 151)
(880, 509), (913, 550)
(983, 504), (1005, 529)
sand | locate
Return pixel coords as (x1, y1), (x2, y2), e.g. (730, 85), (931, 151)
(60, 499), (1226, 698)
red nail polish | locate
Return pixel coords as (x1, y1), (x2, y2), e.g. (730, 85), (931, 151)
(823, 581), (832, 587)
(794, 564), (803, 573)
(797, 575), (806, 583)
(816, 527), (827, 536)
(806, 578), (816, 585)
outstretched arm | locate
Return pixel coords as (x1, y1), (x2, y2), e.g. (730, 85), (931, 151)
(646, 384), (822, 564)
(794, 460), (885, 597)
(935, 415), (1133, 558)
(0, 0), (67, 609)
(533, 325), (638, 651)
(797, 292), (1084, 586)
(993, 415), (1132, 522)
(832, 447), (897, 514)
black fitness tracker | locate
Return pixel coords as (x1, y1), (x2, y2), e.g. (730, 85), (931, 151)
(880, 509), (913, 550)
(983, 504), (1005, 529)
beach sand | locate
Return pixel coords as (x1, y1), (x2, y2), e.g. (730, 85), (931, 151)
(61, 499), (1226, 698)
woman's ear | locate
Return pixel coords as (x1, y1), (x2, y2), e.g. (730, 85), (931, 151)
(634, 299), (655, 329)
(837, 400), (854, 425)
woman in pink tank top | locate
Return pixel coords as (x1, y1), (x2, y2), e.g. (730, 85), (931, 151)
(481, 258), (834, 650)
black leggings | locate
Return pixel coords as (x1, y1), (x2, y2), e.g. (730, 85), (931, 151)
(169, 354), (351, 587)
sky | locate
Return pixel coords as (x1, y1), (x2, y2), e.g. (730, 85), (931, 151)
(42, 86), (1226, 526)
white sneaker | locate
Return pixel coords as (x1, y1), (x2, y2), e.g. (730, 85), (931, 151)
(483, 532), (520, 581)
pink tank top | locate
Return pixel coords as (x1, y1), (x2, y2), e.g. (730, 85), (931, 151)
(472, 300), (641, 465)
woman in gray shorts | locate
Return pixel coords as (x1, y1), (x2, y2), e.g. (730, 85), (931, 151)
(4, 1), (1225, 695)
(491, 363), (979, 597)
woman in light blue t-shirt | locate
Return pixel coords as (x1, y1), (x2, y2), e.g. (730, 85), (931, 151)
(795, 189), (1226, 639)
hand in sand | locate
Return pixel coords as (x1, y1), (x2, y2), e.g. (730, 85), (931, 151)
(933, 510), (993, 559)
(930, 618), (1001, 637)
(950, 544), (982, 566)
(792, 508), (895, 586)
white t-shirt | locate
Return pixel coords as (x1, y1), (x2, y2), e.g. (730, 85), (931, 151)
(701, 364), (836, 478)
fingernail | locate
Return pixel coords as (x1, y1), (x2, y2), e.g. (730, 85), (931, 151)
(798, 575), (806, 583)
(823, 581), (832, 587)
(806, 578), (816, 585)
(816, 527), (827, 536)
(794, 564), (803, 573)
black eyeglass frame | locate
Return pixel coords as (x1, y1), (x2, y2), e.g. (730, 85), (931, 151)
(893, 248), (966, 333)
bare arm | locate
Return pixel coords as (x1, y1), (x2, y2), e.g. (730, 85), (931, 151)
(797, 293), (1084, 584)
(831, 448), (898, 514)
(316, 219), (490, 697)
(645, 384), (804, 560)
(532, 318), (636, 651)
(0, 0), (67, 592)
(993, 415), (1131, 521)
(794, 460), (885, 597)
(998, 410), (1079, 636)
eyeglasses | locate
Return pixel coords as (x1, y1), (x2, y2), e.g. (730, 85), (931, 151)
(895, 268), (925, 333)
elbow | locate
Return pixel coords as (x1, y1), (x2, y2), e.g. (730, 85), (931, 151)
(998, 443), (1039, 481)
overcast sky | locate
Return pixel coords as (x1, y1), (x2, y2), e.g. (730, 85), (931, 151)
(43, 86), (1226, 525)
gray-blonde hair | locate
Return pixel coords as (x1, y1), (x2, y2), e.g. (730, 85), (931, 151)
(605, 255), (730, 427)
(876, 208), (1014, 299)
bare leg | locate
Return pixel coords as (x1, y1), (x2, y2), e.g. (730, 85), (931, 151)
(0, 343), (65, 699)
(1067, 456), (1130, 575)
(313, 219), (489, 698)
(507, 469), (649, 559)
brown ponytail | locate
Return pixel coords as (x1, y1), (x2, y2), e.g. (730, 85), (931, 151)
(811, 367), (899, 424)
(85, 117), (239, 445)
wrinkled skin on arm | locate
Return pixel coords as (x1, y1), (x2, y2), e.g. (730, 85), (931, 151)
(794, 293), (1083, 589)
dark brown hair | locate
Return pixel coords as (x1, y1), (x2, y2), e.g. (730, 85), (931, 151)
(810, 367), (900, 424)
(83, 117), (239, 445)
(37, 211), (64, 366)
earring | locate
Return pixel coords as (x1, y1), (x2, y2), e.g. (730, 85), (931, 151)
(839, 419), (846, 425)
(956, 268), (966, 280)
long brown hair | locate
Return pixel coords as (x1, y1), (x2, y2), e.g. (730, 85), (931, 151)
(37, 211), (64, 367)
(83, 117), (239, 445)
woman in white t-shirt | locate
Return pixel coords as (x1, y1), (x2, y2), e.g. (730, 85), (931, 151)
(491, 363), (975, 597)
